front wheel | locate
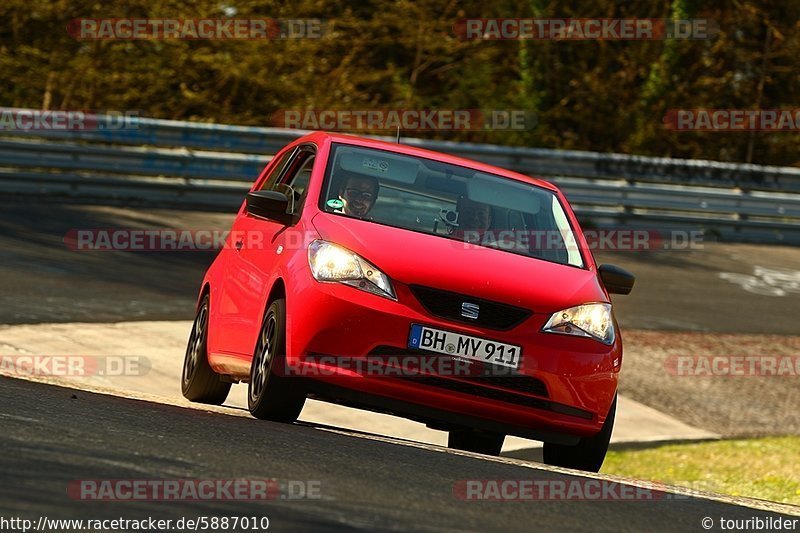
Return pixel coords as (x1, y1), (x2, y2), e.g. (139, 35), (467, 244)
(448, 429), (505, 456)
(181, 295), (231, 405)
(248, 298), (306, 422)
(543, 395), (616, 472)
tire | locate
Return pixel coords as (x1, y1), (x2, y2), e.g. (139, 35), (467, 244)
(181, 295), (231, 405)
(248, 298), (306, 422)
(543, 395), (616, 472)
(448, 429), (505, 456)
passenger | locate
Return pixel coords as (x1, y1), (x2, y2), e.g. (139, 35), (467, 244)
(454, 197), (492, 242)
(459, 197), (492, 232)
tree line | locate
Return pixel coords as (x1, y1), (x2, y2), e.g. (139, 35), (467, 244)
(1, 0), (798, 165)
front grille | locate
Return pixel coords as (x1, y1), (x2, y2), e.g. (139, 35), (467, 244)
(464, 375), (548, 397)
(409, 285), (531, 330)
(403, 375), (552, 410)
(400, 374), (591, 419)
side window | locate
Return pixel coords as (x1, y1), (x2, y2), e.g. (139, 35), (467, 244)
(257, 148), (294, 191)
(278, 147), (316, 214)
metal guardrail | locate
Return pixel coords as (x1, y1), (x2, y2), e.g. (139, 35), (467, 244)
(1, 108), (799, 244)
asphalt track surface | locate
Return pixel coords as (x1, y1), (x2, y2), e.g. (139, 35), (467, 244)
(3, 201), (800, 334)
(2, 199), (800, 530)
(2, 376), (798, 532)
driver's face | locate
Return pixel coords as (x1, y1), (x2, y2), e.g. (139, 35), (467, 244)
(340, 177), (377, 217)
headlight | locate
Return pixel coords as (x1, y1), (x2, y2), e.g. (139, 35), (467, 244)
(542, 303), (615, 345)
(308, 240), (396, 300)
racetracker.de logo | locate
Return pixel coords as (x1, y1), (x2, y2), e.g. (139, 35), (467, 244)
(460, 229), (703, 252)
(274, 354), (513, 378)
(0, 355), (150, 377)
(664, 109), (800, 131)
(63, 229), (318, 252)
(453, 479), (697, 501)
(664, 355), (800, 377)
(68, 479), (321, 501)
(0, 109), (139, 131)
(454, 18), (718, 40)
(271, 109), (535, 131)
(67, 18), (325, 40)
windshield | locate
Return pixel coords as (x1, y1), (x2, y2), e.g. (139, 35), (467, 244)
(320, 143), (584, 268)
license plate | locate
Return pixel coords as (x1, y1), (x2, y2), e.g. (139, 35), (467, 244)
(408, 324), (521, 369)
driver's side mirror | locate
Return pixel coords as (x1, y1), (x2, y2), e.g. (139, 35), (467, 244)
(245, 190), (295, 225)
(598, 264), (635, 295)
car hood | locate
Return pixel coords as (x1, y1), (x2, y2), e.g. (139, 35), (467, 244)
(311, 212), (607, 313)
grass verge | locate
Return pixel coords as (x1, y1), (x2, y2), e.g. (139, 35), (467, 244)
(601, 436), (800, 505)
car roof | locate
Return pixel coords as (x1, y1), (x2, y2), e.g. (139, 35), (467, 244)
(296, 131), (559, 193)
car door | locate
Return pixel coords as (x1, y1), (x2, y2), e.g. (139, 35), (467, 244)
(215, 146), (296, 358)
(218, 144), (317, 358)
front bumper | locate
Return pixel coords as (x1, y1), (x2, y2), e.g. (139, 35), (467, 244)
(285, 274), (620, 441)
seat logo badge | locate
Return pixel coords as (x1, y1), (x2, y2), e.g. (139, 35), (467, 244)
(461, 302), (480, 320)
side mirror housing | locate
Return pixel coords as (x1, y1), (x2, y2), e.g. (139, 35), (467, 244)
(245, 190), (294, 225)
(599, 264), (635, 295)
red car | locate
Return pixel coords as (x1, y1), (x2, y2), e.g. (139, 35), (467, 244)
(181, 132), (634, 472)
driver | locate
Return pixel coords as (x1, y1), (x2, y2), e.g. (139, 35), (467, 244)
(338, 174), (380, 217)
